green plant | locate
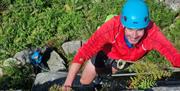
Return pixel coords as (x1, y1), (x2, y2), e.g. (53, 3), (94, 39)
(0, 0), (178, 61)
(128, 61), (172, 89)
(49, 84), (72, 91)
(0, 0), (179, 90)
(163, 16), (180, 49)
(66, 52), (76, 64)
(146, 1), (177, 28)
(0, 0), (125, 60)
(0, 62), (34, 90)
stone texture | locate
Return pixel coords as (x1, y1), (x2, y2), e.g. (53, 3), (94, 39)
(151, 86), (180, 91)
(14, 49), (31, 65)
(158, 0), (180, 11)
(61, 40), (84, 55)
(33, 72), (67, 85)
(32, 72), (68, 91)
(47, 51), (67, 72)
(3, 58), (21, 66)
(32, 72), (82, 91)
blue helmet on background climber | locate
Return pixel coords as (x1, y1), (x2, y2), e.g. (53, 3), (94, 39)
(121, 0), (150, 29)
(31, 51), (42, 64)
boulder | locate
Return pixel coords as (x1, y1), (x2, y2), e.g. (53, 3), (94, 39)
(158, 0), (180, 11)
(61, 40), (84, 55)
(32, 72), (81, 91)
(47, 51), (67, 72)
(3, 58), (21, 66)
(13, 49), (31, 65)
(33, 72), (67, 86)
(32, 72), (67, 91)
(151, 85), (180, 91)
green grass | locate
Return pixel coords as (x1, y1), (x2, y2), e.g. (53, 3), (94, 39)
(0, 62), (34, 89)
(0, 0), (179, 61)
(0, 0), (124, 59)
(0, 0), (179, 90)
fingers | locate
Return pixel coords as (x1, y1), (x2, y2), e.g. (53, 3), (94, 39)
(61, 85), (72, 91)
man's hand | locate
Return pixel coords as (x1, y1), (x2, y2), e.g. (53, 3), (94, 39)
(62, 63), (82, 91)
(60, 84), (72, 91)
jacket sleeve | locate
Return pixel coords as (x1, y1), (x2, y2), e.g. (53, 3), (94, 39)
(150, 27), (180, 67)
(72, 18), (116, 64)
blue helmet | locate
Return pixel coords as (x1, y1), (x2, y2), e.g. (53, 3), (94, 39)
(31, 51), (42, 64)
(121, 0), (150, 29)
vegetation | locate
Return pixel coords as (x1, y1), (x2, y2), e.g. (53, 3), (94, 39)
(128, 61), (172, 89)
(49, 84), (69, 91)
(0, 0), (124, 59)
(0, 0), (179, 90)
(0, 59), (34, 90)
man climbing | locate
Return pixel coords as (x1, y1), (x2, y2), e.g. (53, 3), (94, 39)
(63, 0), (180, 90)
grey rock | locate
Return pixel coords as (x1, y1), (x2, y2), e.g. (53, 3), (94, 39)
(31, 71), (180, 91)
(33, 72), (67, 85)
(152, 86), (180, 91)
(61, 40), (83, 55)
(166, 0), (180, 11)
(47, 51), (67, 72)
(3, 58), (21, 66)
(13, 50), (31, 65)
(32, 72), (81, 91)
(32, 72), (67, 91)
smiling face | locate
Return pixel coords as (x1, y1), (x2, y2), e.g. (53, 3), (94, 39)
(124, 28), (145, 45)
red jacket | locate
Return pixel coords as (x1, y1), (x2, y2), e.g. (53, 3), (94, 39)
(72, 16), (180, 67)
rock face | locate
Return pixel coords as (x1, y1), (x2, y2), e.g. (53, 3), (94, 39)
(151, 86), (180, 91)
(14, 49), (31, 65)
(166, 0), (180, 11)
(13, 47), (67, 72)
(32, 71), (180, 91)
(3, 58), (21, 66)
(32, 72), (85, 91)
(47, 51), (67, 72)
(33, 72), (67, 86)
(32, 72), (77, 91)
(159, 0), (180, 11)
(61, 40), (84, 55)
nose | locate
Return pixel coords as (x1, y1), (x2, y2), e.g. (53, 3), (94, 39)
(132, 30), (138, 38)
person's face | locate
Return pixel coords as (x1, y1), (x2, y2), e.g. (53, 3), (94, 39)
(124, 28), (145, 45)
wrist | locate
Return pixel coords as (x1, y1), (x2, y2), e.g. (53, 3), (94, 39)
(63, 81), (72, 88)
(64, 85), (71, 88)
